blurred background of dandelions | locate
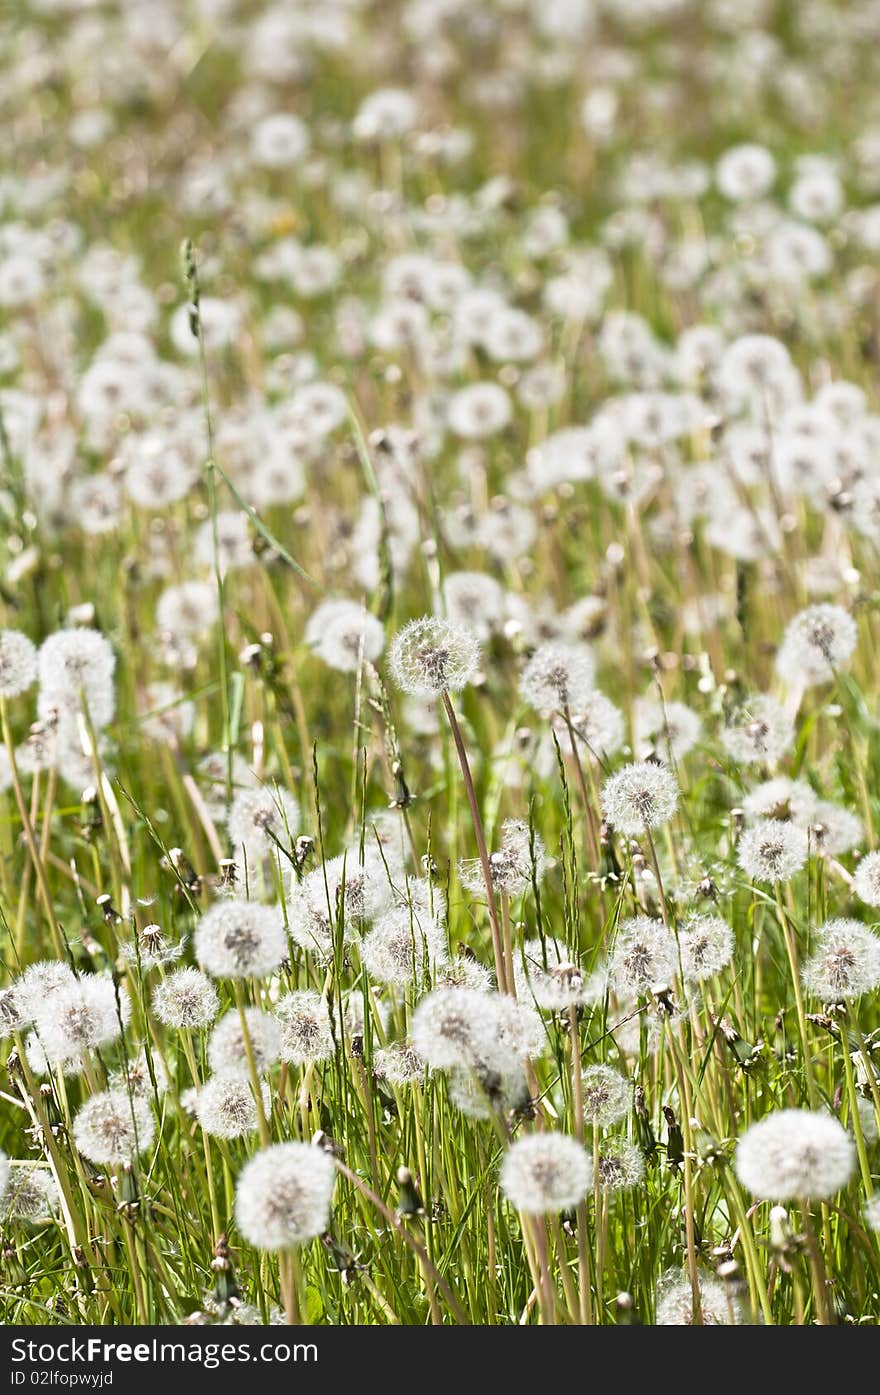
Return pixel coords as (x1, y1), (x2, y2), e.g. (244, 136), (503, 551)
(2, 0), (880, 1329)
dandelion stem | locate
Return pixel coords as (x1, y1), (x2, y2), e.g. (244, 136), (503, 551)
(441, 691), (507, 992)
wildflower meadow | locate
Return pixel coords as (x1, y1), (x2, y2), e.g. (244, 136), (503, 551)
(3, 0), (880, 1335)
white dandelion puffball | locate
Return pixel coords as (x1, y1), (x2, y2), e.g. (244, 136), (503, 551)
(235, 1142), (336, 1250)
(679, 914), (735, 983)
(38, 627), (116, 730)
(735, 1109), (855, 1200)
(737, 819), (808, 883)
(1, 1165), (60, 1224)
(608, 916), (678, 996)
(374, 1041), (425, 1087)
(7, 961), (75, 1030)
(447, 381), (512, 439)
(581, 1064), (632, 1127)
(802, 919), (880, 1000)
(853, 851), (880, 908)
(305, 599), (385, 673)
(634, 699), (702, 762)
(500, 1132), (590, 1214)
(195, 899), (287, 979)
(251, 113), (310, 168)
(277, 990), (334, 1065)
(361, 903), (449, 987)
(353, 87), (418, 143)
(0, 629), (38, 698)
(152, 967), (219, 1029)
(716, 143), (776, 201)
(591, 1139), (645, 1193)
(72, 1089), (155, 1166)
(602, 760), (679, 835)
(775, 604), (858, 687)
(461, 820), (545, 898)
(655, 1269), (735, 1325)
(721, 693), (795, 767)
(519, 640), (596, 718)
(388, 616), (481, 696)
(513, 937), (600, 1011)
(196, 1072), (270, 1140)
(208, 1008), (281, 1077)
(410, 986), (508, 1074)
(227, 785), (301, 867)
(33, 972), (130, 1068)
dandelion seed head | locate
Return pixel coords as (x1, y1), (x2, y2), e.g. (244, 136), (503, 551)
(411, 986), (507, 1074)
(734, 1108), (855, 1200)
(602, 761), (679, 835)
(208, 1008), (282, 1077)
(123, 433), (193, 509)
(634, 699), (702, 762)
(448, 1064), (529, 1119)
(447, 382), (512, 439)
(519, 640), (596, 718)
(436, 956), (495, 994)
(737, 818), (808, 882)
(655, 1269), (735, 1325)
(721, 693), (795, 766)
(285, 869), (336, 961)
(353, 87), (418, 142)
(235, 1142), (336, 1250)
(679, 914), (735, 982)
(802, 919), (880, 1000)
(251, 113), (310, 168)
(373, 1041), (424, 1086)
(461, 819), (545, 897)
(191, 510), (249, 574)
(305, 599), (385, 674)
(0, 629), (38, 698)
(441, 571), (506, 641)
(276, 990), (334, 1065)
(38, 627), (115, 730)
(123, 922), (185, 970)
(858, 1097), (878, 1145)
(152, 967), (219, 1030)
(9, 960), (76, 1030)
(73, 1089), (155, 1166)
(110, 1047), (170, 1098)
(514, 937), (598, 1011)
(853, 850), (880, 907)
(581, 1064), (632, 1127)
(810, 800), (863, 856)
(500, 1132), (590, 1214)
(155, 581), (218, 644)
(608, 917), (678, 997)
(195, 899), (287, 980)
(742, 776), (817, 824)
(1, 1165), (60, 1225)
(716, 143), (776, 201)
(864, 1194), (880, 1233)
(388, 616), (481, 696)
(227, 786), (301, 874)
(361, 902), (448, 988)
(140, 682), (194, 746)
(558, 693), (623, 761)
(776, 604), (858, 686)
(196, 1072), (271, 1139)
(33, 973), (130, 1067)
(494, 995), (545, 1062)
(592, 1138), (645, 1193)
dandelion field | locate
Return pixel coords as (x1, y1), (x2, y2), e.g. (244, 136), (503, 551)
(4, 0), (880, 1332)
